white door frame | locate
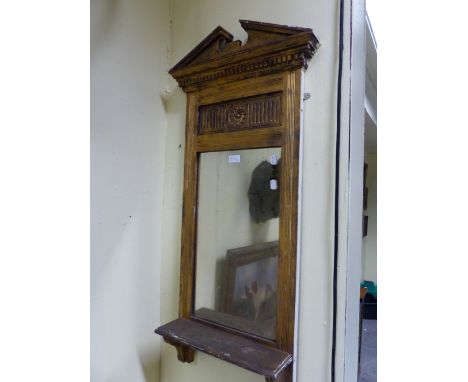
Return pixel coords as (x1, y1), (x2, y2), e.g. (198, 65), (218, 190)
(333, 0), (366, 380)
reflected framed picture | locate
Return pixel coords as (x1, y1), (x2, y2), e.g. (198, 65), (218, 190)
(363, 215), (368, 237)
(363, 186), (369, 210)
(221, 241), (279, 327)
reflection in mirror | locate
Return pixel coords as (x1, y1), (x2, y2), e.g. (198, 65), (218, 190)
(194, 148), (281, 340)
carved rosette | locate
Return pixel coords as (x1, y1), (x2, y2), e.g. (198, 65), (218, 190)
(228, 105), (247, 126)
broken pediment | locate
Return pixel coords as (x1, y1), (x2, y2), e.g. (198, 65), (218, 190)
(169, 20), (320, 92)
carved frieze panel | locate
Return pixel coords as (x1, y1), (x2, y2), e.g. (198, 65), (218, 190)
(198, 92), (282, 134)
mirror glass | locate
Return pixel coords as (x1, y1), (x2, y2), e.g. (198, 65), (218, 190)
(194, 147), (281, 340)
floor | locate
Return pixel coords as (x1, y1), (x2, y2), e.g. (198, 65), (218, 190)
(358, 319), (377, 382)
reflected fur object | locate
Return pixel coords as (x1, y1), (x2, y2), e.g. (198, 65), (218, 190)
(248, 160), (281, 223)
(244, 281), (277, 322)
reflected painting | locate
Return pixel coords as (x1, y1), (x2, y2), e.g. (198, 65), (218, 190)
(222, 241), (278, 338)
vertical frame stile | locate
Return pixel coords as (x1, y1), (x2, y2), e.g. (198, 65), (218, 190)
(180, 92), (199, 319)
(175, 92), (199, 363)
(276, 69), (302, 382)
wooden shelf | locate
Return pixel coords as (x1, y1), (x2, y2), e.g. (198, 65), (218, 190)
(193, 308), (276, 341)
(155, 318), (292, 380)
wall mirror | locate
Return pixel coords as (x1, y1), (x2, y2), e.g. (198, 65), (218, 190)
(155, 20), (319, 382)
(195, 148), (281, 340)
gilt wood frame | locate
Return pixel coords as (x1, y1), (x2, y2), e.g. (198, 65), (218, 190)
(156, 20), (319, 382)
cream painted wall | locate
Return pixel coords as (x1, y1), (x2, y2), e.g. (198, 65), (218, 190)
(362, 154), (377, 283)
(161, 1), (340, 381)
(92, 1), (341, 380)
(91, 0), (170, 381)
